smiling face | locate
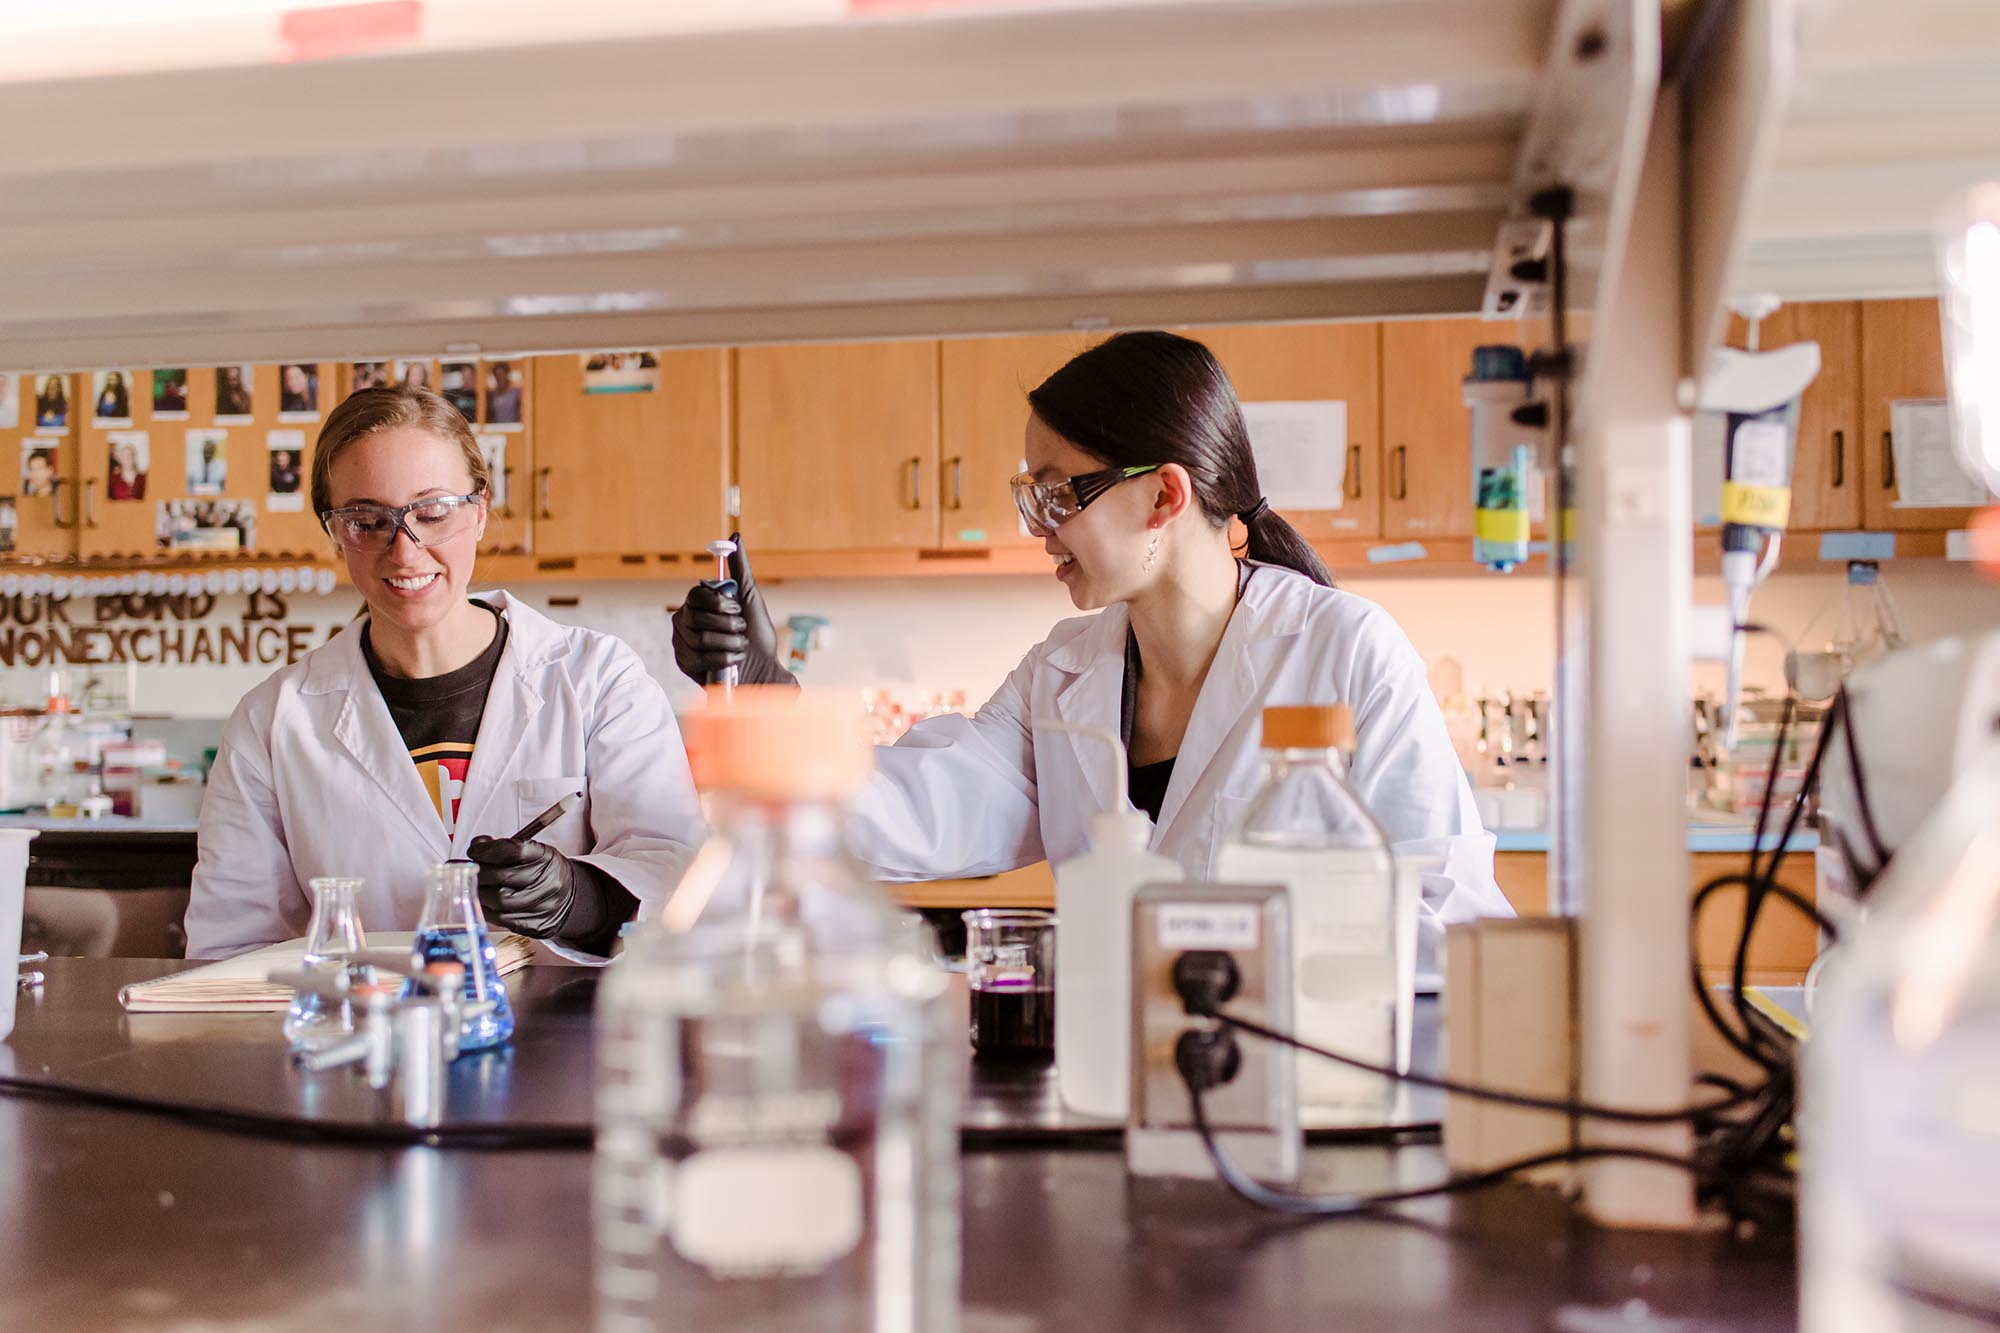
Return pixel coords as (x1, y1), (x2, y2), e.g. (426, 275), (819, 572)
(1024, 413), (1170, 611)
(324, 425), (487, 638)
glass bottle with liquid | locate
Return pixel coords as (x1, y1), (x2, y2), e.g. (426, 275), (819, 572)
(1214, 704), (1401, 1126)
(283, 876), (367, 1050)
(595, 689), (959, 1333)
(412, 859), (514, 1051)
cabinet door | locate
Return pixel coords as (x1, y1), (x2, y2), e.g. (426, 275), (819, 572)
(6, 372), (79, 559)
(1382, 318), (1518, 541)
(1192, 322), (1383, 541)
(81, 364), (333, 560)
(1721, 302), (1862, 532)
(530, 350), (728, 558)
(938, 333), (1101, 550)
(736, 341), (940, 552)
(1861, 298), (1993, 531)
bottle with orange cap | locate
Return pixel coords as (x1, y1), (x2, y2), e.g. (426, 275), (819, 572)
(1215, 703), (1402, 1127)
(594, 687), (959, 1332)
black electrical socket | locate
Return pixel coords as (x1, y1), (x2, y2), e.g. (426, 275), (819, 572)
(1174, 1028), (1242, 1093)
(1172, 950), (1241, 1016)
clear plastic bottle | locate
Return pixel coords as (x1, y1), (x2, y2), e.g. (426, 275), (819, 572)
(1214, 704), (1400, 1125)
(595, 690), (959, 1333)
(29, 682), (75, 813)
(283, 876), (366, 1050)
(1801, 749), (2000, 1330)
(411, 859), (515, 1051)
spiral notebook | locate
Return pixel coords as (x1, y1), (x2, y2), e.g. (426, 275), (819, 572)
(118, 931), (536, 1014)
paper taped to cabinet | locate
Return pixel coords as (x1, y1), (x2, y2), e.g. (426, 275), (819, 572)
(1241, 400), (1347, 511)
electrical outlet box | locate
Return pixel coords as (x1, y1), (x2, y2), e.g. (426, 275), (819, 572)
(1127, 882), (1299, 1185)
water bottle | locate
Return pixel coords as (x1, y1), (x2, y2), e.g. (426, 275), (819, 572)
(1214, 704), (1402, 1126)
(283, 876), (366, 1050)
(595, 689), (959, 1332)
(411, 860), (514, 1051)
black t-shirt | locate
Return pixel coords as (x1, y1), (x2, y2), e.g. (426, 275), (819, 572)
(363, 604), (507, 835)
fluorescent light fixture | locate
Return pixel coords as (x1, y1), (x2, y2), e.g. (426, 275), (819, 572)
(1937, 182), (2000, 497)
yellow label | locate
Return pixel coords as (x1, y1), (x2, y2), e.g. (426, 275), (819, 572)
(1721, 481), (1792, 529)
(1474, 508), (1531, 545)
(1559, 507), (1576, 544)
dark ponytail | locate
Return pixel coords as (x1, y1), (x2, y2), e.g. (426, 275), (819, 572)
(1027, 331), (1333, 587)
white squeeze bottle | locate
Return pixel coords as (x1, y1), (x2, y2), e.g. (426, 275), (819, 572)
(1042, 721), (1185, 1120)
(1215, 703), (1400, 1127)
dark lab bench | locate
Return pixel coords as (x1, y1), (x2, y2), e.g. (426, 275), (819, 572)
(0, 961), (1798, 1330)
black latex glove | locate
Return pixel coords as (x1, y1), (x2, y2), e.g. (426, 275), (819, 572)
(670, 533), (798, 687)
(466, 836), (586, 941)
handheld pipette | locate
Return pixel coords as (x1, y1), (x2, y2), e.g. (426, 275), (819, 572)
(512, 792), (581, 842)
(703, 538), (741, 697)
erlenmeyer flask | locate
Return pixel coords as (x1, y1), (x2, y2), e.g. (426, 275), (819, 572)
(282, 876), (366, 1049)
(413, 859), (514, 1051)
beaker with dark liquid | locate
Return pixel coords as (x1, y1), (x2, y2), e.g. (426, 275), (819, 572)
(962, 908), (1055, 1064)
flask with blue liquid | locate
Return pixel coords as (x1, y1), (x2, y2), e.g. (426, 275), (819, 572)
(412, 859), (514, 1051)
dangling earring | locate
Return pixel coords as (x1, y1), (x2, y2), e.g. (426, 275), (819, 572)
(1142, 529), (1161, 573)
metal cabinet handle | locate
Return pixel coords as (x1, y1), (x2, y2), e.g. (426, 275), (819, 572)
(499, 466), (515, 520)
(1881, 431), (1895, 491)
(906, 457), (922, 511)
(1831, 430), (1845, 488)
(1391, 445), (1408, 501)
(537, 467), (553, 519)
(84, 479), (98, 529)
(947, 457), (963, 510)
(1347, 444), (1362, 499)
(50, 477), (71, 529)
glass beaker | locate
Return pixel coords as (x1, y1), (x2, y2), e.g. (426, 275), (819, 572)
(413, 860), (514, 1051)
(962, 909), (1056, 1064)
(283, 876), (366, 1050)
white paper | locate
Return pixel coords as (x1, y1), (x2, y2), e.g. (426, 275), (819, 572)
(1690, 411), (1726, 525)
(1240, 400), (1347, 511)
(1891, 398), (1992, 508)
(266, 494), (305, 513)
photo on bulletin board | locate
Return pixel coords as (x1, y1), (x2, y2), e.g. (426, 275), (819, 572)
(483, 359), (523, 429)
(152, 369), (189, 420)
(186, 428), (228, 495)
(33, 374), (68, 429)
(214, 365), (254, 423)
(478, 435), (508, 508)
(91, 370), (134, 427)
(0, 498), (15, 554)
(0, 372), (17, 430)
(107, 431), (149, 502)
(580, 351), (657, 395)
(350, 361), (390, 394)
(267, 429), (305, 512)
(277, 364), (320, 421)
(158, 498), (253, 552)
(394, 359), (431, 391)
(439, 360), (478, 421)
(19, 440), (57, 498)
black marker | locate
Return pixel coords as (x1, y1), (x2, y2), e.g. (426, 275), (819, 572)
(512, 792), (581, 842)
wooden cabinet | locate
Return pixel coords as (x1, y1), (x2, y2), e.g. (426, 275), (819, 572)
(736, 341), (940, 552)
(529, 350), (728, 558)
(1381, 318), (1518, 541)
(1192, 322), (1383, 540)
(938, 333), (1101, 550)
(6, 372), (79, 558)
(77, 363), (331, 560)
(1861, 297), (1992, 531)
(1723, 301), (1862, 532)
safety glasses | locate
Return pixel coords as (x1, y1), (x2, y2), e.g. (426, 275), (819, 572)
(321, 492), (485, 552)
(1009, 465), (1161, 538)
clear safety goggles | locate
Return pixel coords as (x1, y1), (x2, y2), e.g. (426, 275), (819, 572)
(1009, 465), (1161, 538)
(321, 492), (484, 552)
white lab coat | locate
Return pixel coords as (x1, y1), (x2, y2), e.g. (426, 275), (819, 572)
(185, 592), (703, 963)
(850, 563), (1510, 976)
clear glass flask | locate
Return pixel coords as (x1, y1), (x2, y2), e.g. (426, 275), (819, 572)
(1802, 750), (2000, 1330)
(1214, 703), (1401, 1125)
(412, 859), (514, 1051)
(595, 690), (960, 1333)
(283, 876), (367, 1049)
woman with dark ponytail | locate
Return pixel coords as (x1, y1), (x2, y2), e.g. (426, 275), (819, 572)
(675, 330), (1509, 978)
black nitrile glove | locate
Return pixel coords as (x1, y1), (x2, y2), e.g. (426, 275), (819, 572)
(670, 533), (798, 688)
(466, 835), (633, 954)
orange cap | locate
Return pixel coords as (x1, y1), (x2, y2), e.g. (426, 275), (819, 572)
(1972, 505), (2000, 579)
(1261, 703), (1354, 751)
(684, 686), (872, 801)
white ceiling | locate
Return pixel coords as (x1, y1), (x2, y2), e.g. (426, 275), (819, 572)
(0, 0), (1561, 368)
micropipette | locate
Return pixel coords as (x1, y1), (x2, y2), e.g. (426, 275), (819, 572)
(703, 538), (741, 697)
